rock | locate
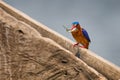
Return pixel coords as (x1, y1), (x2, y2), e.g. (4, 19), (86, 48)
(0, 7), (107, 80)
(1, 1), (120, 80)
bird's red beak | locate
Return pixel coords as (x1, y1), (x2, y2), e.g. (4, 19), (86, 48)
(71, 25), (76, 30)
(69, 25), (77, 32)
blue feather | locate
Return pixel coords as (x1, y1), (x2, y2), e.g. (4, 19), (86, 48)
(82, 28), (91, 42)
(72, 22), (79, 25)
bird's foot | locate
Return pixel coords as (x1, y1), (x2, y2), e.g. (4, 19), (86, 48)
(73, 43), (79, 47)
(79, 45), (88, 49)
(79, 46), (85, 48)
(73, 43), (87, 49)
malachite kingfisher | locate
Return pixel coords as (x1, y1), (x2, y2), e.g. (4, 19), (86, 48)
(70, 22), (91, 49)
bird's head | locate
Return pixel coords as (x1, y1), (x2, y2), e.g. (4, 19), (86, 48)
(70, 22), (80, 32)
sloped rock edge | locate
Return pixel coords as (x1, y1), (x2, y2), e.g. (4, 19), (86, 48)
(0, 9), (107, 80)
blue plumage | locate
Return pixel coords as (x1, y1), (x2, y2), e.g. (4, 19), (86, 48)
(82, 28), (91, 42)
(72, 22), (79, 25)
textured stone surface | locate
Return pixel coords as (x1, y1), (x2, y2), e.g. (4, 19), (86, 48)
(0, 7), (107, 80)
(0, 2), (119, 80)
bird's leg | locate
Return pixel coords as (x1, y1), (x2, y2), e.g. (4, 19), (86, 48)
(73, 43), (79, 47)
(73, 43), (88, 49)
(79, 45), (88, 49)
(79, 45), (85, 48)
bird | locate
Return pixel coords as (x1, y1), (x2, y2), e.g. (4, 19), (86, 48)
(70, 22), (91, 49)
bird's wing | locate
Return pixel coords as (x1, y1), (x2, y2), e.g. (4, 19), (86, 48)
(82, 28), (91, 42)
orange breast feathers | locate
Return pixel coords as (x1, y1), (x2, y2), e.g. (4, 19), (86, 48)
(71, 28), (89, 49)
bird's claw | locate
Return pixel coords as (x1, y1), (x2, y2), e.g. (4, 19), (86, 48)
(73, 43), (86, 49)
(73, 43), (79, 47)
(79, 46), (85, 48)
